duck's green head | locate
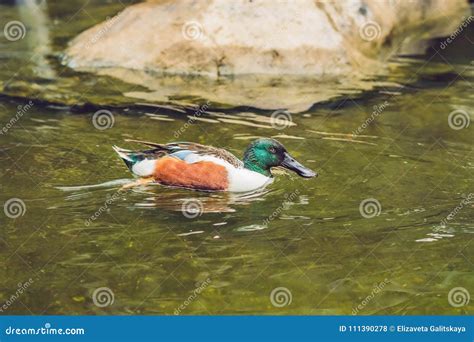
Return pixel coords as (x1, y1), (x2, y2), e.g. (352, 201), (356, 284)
(243, 138), (317, 178)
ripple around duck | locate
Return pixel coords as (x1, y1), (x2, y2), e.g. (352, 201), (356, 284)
(0, 1), (473, 314)
(52, 177), (279, 217)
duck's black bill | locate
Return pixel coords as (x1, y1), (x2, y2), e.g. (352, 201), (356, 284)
(281, 152), (317, 178)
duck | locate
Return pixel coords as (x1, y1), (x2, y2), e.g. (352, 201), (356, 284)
(113, 138), (317, 192)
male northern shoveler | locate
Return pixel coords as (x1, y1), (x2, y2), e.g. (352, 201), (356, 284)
(113, 138), (317, 192)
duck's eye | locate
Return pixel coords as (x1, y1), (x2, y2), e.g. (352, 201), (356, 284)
(268, 146), (276, 153)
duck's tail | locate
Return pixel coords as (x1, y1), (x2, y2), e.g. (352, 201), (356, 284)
(112, 146), (143, 172)
(113, 146), (160, 177)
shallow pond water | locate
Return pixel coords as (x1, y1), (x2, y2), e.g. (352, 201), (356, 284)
(0, 1), (473, 315)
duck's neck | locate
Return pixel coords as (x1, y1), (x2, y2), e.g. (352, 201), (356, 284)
(243, 156), (272, 177)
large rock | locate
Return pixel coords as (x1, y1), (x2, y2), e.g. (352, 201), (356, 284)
(63, 0), (469, 110)
(65, 0), (468, 76)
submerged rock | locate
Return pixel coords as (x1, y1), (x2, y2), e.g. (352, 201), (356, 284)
(63, 0), (469, 111)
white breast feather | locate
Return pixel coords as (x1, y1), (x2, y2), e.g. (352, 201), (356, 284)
(188, 154), (271, 192)
(227, 167), (273, 192)
(131, 159), (156, 177)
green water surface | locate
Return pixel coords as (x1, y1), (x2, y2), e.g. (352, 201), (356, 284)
(0, 0), (473, 315)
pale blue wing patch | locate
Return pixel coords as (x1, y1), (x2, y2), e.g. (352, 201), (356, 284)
(169, 150), (204, 164)
(169, 150), (194, 161)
